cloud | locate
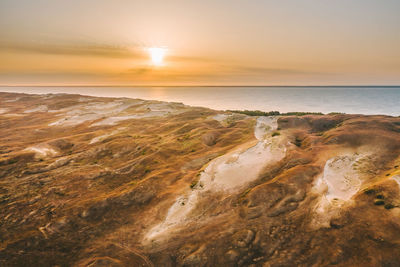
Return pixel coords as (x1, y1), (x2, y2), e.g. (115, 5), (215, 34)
(0, 41), (145, 59)
(118, 62), (331, 83)
(168, 55), (215, 63)
(126, 67), (153, 75)
(224, 65), (327, 76)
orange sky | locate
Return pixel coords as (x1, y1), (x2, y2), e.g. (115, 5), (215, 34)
(1, 0), (399, 86)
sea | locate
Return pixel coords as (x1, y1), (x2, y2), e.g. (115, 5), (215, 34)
(1, 86), (399, 116)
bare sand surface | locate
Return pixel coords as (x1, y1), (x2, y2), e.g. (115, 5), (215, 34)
(392, 175), (400, 188)
(24, 105), (48, 113)
(89, 128), (126, 144)
(25, 144), (59, 158)
(48, 100), (142, 127)
(145, 117), (286, 240)
(312, 153), (371, 228)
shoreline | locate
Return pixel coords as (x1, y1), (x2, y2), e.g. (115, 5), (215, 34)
(1, 90), (398, 118)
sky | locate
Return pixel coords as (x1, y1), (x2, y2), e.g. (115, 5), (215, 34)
(0, 0), (399, 86)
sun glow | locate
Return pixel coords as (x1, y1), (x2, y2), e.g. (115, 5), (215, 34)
(148, 47), (167, 66)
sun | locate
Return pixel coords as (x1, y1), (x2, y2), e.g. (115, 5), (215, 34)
(148, 47), (167, 66)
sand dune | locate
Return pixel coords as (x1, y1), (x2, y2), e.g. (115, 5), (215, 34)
(145, 117), (286, 240)
(1, 92), (400, 266)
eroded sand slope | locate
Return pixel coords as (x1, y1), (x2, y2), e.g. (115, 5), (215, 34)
(1, 92), (400, 266)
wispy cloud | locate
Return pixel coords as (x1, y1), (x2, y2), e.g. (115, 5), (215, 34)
(224, 65), (327, 76)
(0, 40), (335, 85)
(0, 42), (145, 59)
(125, 67), (153, 75)
(168, 55), (215, 63)
(118, 63), (332, 83)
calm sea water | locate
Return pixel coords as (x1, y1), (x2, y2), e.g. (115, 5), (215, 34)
(1, 86), (399, 116)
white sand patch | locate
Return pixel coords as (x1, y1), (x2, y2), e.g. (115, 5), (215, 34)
(48, 100), (143, 127)
(139, 102), (185, 113)
(25, 144), (58, 158)
(391, 175), (400, 189)
(211, 113), (248, 126)
(43, 93), (65, 99)
(254, 116), (277, 140)
(1, 113), (24, 117)
(91, 102), (184, 126)
(48, 98), (187, 127)
(145, 102), (177, 112)
(145, 117), (286, 241)
(91, 111), (166, 126)
(48, 101), (127, 114)
(200, 139), (285, 192)
(312, 153), (369, 228)
(24, 105), (48, 113)
(0, 108), (9, 114)
(49, 113), (102, 127)
(89, 128), (126, 144)
(146, 194), (200, 240)
(4, 97), (20, 102)
(212, 114), (229, 122)
(320, 156), (362, 201)
(78, 96), (93, 102)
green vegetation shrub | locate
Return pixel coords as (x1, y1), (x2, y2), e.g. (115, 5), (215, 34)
(363, 188), (375, 195)
(238, 188), (252, 202)
(374, 200), (385, 206)
(190, 180), (198, 189)
(271, 131), (280, 137)
(295, 137), (302, 147)
(227, 110), (323, 116)
(384, 203), (395, 209)
(328, 112), (345, 115)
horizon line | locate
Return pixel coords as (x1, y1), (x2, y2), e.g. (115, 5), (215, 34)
(1, 84), (400, 88)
